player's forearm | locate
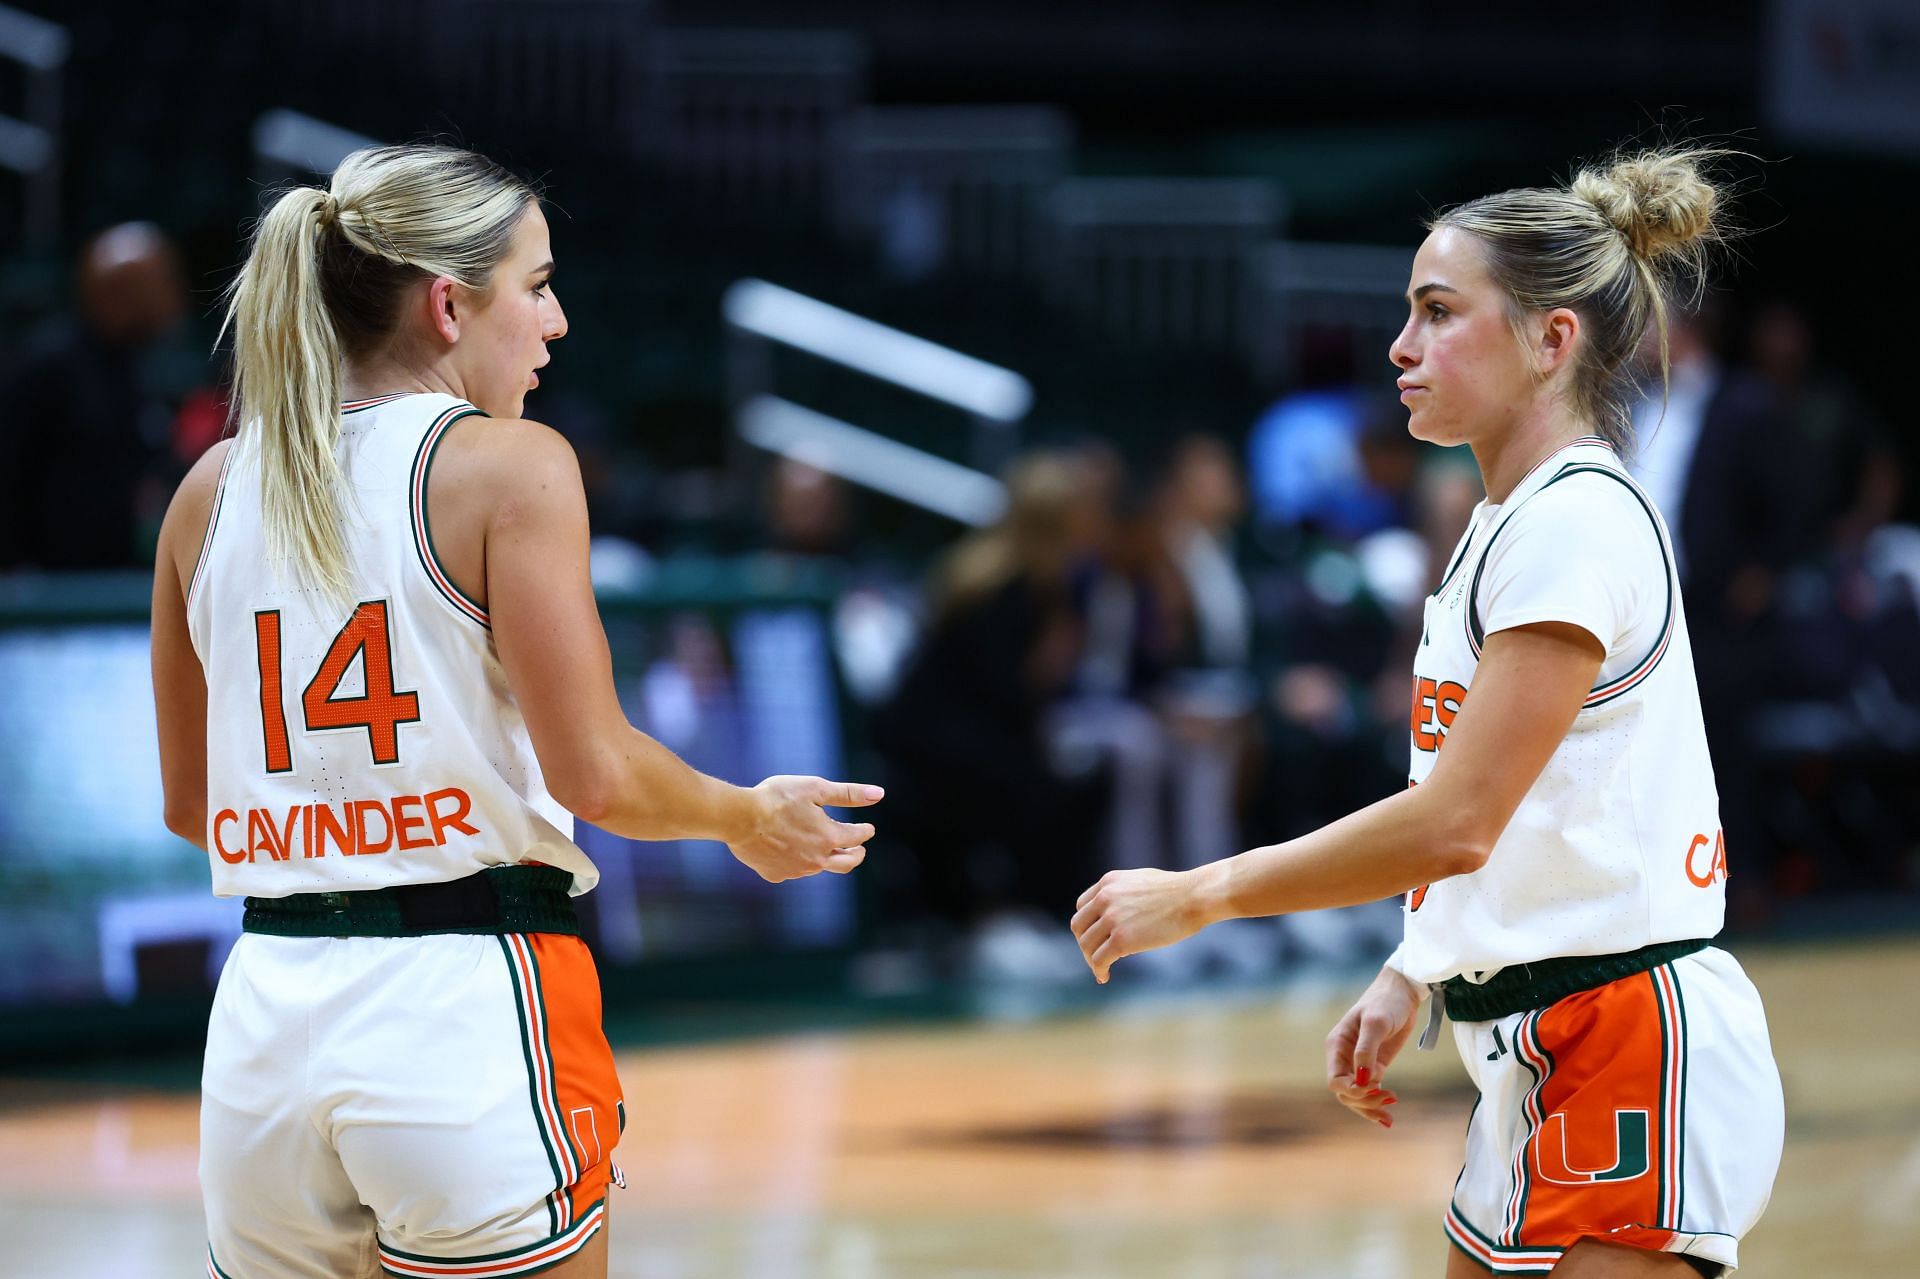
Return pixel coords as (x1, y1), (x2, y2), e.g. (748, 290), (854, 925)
(559, 727), (755, 844)
(1190, 785), (1485, 925)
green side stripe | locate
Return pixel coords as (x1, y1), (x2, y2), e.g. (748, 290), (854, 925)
(498, 937), (565, 1237)
(208, 1246), (236, 1279)
(520, 935), (579, 1181)
(1670, 965), (1691, 1230)
(1653, 969), (1673, 1229)
(1515, 1011), (1559, 1247)
(379, 1199), (605, 1265)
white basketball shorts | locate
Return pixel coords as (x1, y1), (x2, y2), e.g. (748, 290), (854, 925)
(201, 932), (625, 1278)
(1444, 946), (1782, 1275)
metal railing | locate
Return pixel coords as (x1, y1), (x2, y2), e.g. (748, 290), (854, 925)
(831, 105), (1074, 278)
(1040, 177), (1286, 348)
(1246, 240), (1410, 382)
(723, 278), (1029, 525)
(0, 4), (67, 250)
(640, 28), (868, 216)
(252, 109), (380, 186)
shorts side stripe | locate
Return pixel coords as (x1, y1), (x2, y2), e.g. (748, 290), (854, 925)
(499, 937), (567, 1237)
(1503, 1010), (1551, 1245)
(378, 1199), (605, 1276)
(1653, 963), (1690, 1230)
(507, 934), (581, 1227)
(515, 934), (583, 1188)
(207, 1245), (235, 1279)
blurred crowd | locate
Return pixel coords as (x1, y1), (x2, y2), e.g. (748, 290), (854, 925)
(5, 224), (1917, 986)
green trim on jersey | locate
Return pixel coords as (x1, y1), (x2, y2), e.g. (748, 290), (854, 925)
(1463, 462), (1678, 710)
(408, 406), (491, 628)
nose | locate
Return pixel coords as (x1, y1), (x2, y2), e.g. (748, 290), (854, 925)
(1389, 315), (1418, 370)
(544, 288), (569, 342)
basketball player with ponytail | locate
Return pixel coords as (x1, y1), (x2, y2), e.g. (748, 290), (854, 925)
(1072, 146), (1782, 1276)
(151, 145), (883, 1278)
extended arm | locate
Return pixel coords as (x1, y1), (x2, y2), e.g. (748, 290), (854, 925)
(1071, 619), (1603, 979)
(481, 422), (879, 880)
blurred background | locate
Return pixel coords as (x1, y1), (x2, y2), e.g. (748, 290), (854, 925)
(1, 1), (1917, 1275)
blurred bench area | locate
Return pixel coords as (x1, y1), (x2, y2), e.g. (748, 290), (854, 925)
(3, 0), (1919, 1049)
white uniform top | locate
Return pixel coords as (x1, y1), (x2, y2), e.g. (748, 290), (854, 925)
(1390, 436), (1725, 988)
(187, 393), (597, 898)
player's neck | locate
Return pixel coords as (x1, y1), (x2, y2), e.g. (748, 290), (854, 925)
(1473, 408), (1589, 505)
(340, 356), (464, 406)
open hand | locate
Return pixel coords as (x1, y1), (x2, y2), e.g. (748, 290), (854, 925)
(729, 776), (881, 883)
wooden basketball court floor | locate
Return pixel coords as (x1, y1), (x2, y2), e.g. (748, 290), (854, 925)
(3, 937), (1914, 1277)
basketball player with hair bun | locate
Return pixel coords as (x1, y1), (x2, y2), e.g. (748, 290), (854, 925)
(1072, 145), (1782, 1277)
(151, 143), (883, 1279)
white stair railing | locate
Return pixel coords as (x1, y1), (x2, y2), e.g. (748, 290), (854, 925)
(723, 278), (1030, 524)
(0, 4), (67, 250)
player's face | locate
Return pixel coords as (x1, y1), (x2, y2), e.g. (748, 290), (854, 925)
(456, 204), (567, 420)
(1388, 228), (1534, 448)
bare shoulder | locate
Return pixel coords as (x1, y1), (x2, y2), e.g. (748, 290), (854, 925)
(174, 437), (234, 510)
(431, 416), (584, 516)
(158, 438), (235, 576)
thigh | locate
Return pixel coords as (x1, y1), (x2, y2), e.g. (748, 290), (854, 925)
(1553, 1238), (1716, 1276)
(202, 936), (381, 1278)
(313, 932), (626, 1275)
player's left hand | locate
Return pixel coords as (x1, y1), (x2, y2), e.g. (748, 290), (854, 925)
(1070, 867), (1209, 983)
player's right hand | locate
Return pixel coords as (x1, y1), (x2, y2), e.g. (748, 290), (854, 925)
(728, 775), (882, 883)
(1324, 964), (1424, 1128)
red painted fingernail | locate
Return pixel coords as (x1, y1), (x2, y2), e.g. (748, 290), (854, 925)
(1355, 1068), (1371, 1086)
(1365, 1088), (1384, 1098)
(1382, 1097), (1398, 1105)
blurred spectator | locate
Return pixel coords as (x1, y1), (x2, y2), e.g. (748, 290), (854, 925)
(1247, 387), (1415, 545)
(868, 451), (1108, 972)
(1152, 435), (1258, 870)
(0, 223), (189, 570)
(764, 456), (854, 558)
(1748, 301), (1901, 558)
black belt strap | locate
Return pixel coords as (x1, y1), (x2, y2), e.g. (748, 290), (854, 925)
(243, 865), (580, 938)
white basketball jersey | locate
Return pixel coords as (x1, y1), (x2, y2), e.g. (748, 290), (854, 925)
(1395, 437), (1725, 986)
(187, 393), (598, 898)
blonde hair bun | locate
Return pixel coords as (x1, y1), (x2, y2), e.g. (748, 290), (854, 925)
(1570, 147), (1721, 263)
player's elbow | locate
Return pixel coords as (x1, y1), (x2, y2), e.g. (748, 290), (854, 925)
(163, 800), (206, 846)
(1431, 833), (1494, 879)
(550, 771), (617, 826)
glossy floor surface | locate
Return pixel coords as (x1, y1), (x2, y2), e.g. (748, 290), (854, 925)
(4, 939), (1915, 1277)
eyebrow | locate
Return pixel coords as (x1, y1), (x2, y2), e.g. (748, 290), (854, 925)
(1408, 282), (1459, 304)
(531, 261), (555, 278)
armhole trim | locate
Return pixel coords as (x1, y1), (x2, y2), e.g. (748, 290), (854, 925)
(409, 404), (492, 629)
(1463, 462), (1677, 708)
(185, 445), (236, 611)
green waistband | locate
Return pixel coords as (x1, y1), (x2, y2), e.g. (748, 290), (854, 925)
(1441, 938), (1710, 1022)
(242, 865), (580, 938)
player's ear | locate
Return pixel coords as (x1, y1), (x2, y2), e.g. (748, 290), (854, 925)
(1534, 307), (1579, 378)
(426, 276), (460, 345)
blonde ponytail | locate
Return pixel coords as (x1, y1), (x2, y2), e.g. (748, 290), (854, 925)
(220, 186), (353, 600)
(217, 145), (536, 601)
